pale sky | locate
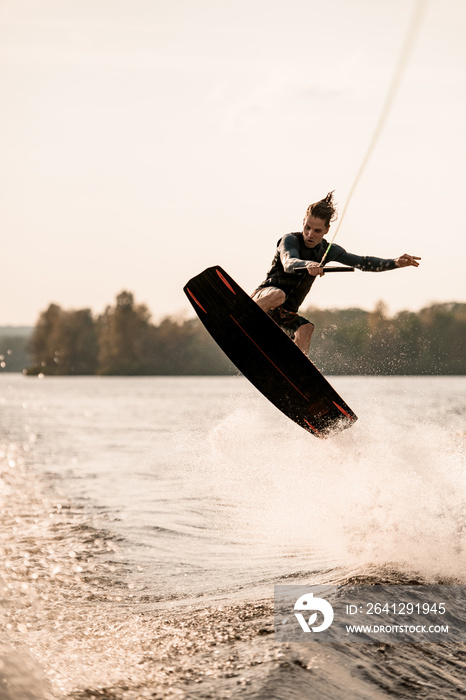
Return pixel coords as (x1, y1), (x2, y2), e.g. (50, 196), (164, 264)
(1, 0), (465, 325)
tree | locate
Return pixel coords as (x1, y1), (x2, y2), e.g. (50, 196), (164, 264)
(27, 304), (63, 374)
(27, 305), (98, 375)
(97, 291), (153, 375)
(56, 309), (98, 374)
(150, 316), (234, 375)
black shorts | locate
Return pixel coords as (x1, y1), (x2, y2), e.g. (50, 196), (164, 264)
(251, 286), (314, 339)
(267, 306), (313, 339)
(251, 285), (313, 339)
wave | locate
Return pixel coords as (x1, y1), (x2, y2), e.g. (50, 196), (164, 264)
(180, 391), (466, 585)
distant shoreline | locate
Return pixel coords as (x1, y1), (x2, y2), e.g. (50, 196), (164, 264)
(2, 299), (466, 376)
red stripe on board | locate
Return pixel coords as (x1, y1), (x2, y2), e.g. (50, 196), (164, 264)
(229, 315), (309, 402)
(304, 419), (324, 437)
(186, 288), (207, 314)
(216, 269), (236, 294)
(332, 401), (354, 419)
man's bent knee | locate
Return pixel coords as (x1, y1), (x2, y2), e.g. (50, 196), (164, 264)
(252, 287), (286, 312)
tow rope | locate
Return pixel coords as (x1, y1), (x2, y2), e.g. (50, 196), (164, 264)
(320, 0), (429, 266)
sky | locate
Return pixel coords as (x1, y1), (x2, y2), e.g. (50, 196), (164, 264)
(1, 0), (465, 325)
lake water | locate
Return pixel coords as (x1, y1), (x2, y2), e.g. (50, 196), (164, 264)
(1, 374), (465, 699)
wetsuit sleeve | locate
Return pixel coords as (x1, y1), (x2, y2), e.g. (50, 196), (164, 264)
(277, 234), (310, 272)
(329, 244), (397, 271)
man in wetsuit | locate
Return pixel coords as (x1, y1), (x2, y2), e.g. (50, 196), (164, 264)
(252, 192), (421, 354)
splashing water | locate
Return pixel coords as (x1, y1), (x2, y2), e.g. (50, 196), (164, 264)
(1, 374), (465, 699)
(180, 376), (466, 582)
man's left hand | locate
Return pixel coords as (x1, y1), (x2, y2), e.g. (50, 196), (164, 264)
(395, 254), (421, 268)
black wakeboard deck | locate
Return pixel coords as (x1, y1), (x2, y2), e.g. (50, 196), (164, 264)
(184, 266), (357, 438)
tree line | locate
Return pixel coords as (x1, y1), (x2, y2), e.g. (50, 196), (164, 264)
(6, 292), (466, 376)
(24, 291), (234, 376)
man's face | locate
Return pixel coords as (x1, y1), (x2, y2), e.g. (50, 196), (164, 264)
(302, 214), (329, 248)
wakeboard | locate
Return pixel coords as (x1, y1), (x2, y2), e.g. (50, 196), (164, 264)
(183, 266), (357, 437)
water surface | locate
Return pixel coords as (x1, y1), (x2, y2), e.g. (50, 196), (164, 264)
(1, 374), (465, 698)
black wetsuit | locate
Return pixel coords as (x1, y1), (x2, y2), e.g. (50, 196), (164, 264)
(253, 232), (397, 335)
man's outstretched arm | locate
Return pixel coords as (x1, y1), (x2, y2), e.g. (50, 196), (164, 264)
(328, 245), (421, 272)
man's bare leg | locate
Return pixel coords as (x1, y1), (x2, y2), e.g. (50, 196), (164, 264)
(252, 287), (286, 312)
(253, 288), (314, 354)
(294, 323), (314, 355)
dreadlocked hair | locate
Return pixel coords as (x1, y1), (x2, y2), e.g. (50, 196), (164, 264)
(305, 191), (338, 227)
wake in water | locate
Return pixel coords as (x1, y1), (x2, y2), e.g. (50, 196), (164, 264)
(1, 375), (465, 698)
(182, 381), (466, 585)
